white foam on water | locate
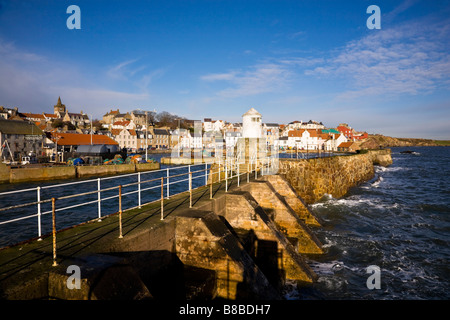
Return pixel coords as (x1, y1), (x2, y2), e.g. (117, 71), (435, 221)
(371, 176), (384, 187)
(315, 195), (401, 211)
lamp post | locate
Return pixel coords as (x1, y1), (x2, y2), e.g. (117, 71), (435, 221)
(90, 114), (93, 145)
(145, 111), (148, 161)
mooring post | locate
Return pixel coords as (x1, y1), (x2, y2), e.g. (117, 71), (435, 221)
(118, 185), (123, 239)
(51, 197), (57, 267)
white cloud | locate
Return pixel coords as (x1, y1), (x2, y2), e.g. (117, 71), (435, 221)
(302, 17), (450, 101)
(201, 63), (292, 98)
(0, 39), (151, 118)
(201, 72), (238, 82)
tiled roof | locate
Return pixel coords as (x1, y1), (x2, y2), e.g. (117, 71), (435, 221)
(111, 129), (122, 136)
(338, 142), (354, 148)
(52, 132), (118, 146)
(0, 119), (44, 135)
(22, 113), (45, 119)
(153, 129), (169, 135)
(113, 120), (130, 126)
(288, 130), (303, 137)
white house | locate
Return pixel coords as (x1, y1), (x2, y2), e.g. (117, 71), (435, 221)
(323, 133), (347, 151)
(111, 128), (137, 151)
(225, 131), (242, 148)
(111, 120), (136, 130)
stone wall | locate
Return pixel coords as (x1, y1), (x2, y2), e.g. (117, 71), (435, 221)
(278, 149), (392, 204)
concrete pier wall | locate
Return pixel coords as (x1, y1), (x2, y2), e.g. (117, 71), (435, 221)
(0, 162), (160, 183)
(278, 149), (392, 204)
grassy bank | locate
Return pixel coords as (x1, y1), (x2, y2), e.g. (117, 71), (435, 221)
(433, 140), (450, 146)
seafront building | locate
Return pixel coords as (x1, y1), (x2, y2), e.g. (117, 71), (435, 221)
(0, 98), (369, 160)
(0, 119), (45, 162)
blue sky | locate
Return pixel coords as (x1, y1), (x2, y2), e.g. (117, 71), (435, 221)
(0, 0), (449, 139)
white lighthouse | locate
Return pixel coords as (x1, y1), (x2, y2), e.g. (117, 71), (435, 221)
(242, 108), (262, 138)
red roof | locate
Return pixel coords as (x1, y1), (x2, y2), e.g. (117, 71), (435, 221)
(338, 142), (354, 148)
(288, 130), (303, 137)
(52, 132), (118, 146)
(22, 113), (45, 119)
(113, 120), (130, 126)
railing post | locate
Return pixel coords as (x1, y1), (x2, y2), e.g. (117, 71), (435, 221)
(237, 162), (240, 187)
(138, 172), (141, 208)
(51, 198), (57, 267)
(161, 177), (164, 220)
(37, 186), (42, 240)
(118, 185), (123, 239)
(225, 160), (228, 192)
(262, 159), (265, 176)
(247, 162), (249, 183)
(210, 180), (213, 199)
(97, 178), (102, 220)
(205, 163), (208, 186)
(218, 161), (221, 182)
(189, 172), (192, 208)
(166, 168), (170, 199)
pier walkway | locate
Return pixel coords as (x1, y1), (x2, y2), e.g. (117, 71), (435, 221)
(1, 157), (323, 300)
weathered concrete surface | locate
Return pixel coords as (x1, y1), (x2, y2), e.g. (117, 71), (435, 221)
(135, 162), (160, 172)
(239, 181), (323, 254)
(220, 192), (318, 285)
(48, 254), (153, 300)
(9, 166), (77, 183)
(260, 175), (322, 227)
(0, 163), (10, 183)
(76, 163), (135, 177)
(174, 209), (280, 300)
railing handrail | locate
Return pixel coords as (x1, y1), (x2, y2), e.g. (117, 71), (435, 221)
(0, 157), (276, 255)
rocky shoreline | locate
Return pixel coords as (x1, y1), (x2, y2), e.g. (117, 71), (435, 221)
(359, 135), (448, 149)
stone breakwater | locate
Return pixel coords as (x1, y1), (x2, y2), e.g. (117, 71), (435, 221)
(278, 149), (392, 204)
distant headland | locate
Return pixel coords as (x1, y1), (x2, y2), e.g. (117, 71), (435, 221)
(359, 135), (450, 149)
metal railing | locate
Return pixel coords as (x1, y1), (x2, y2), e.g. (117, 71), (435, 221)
(0, 157), (277, 262)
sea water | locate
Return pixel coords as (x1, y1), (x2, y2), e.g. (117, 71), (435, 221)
(284, 147), (450, 300)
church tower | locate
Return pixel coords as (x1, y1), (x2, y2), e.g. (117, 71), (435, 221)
(53, 97), (66, 118)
